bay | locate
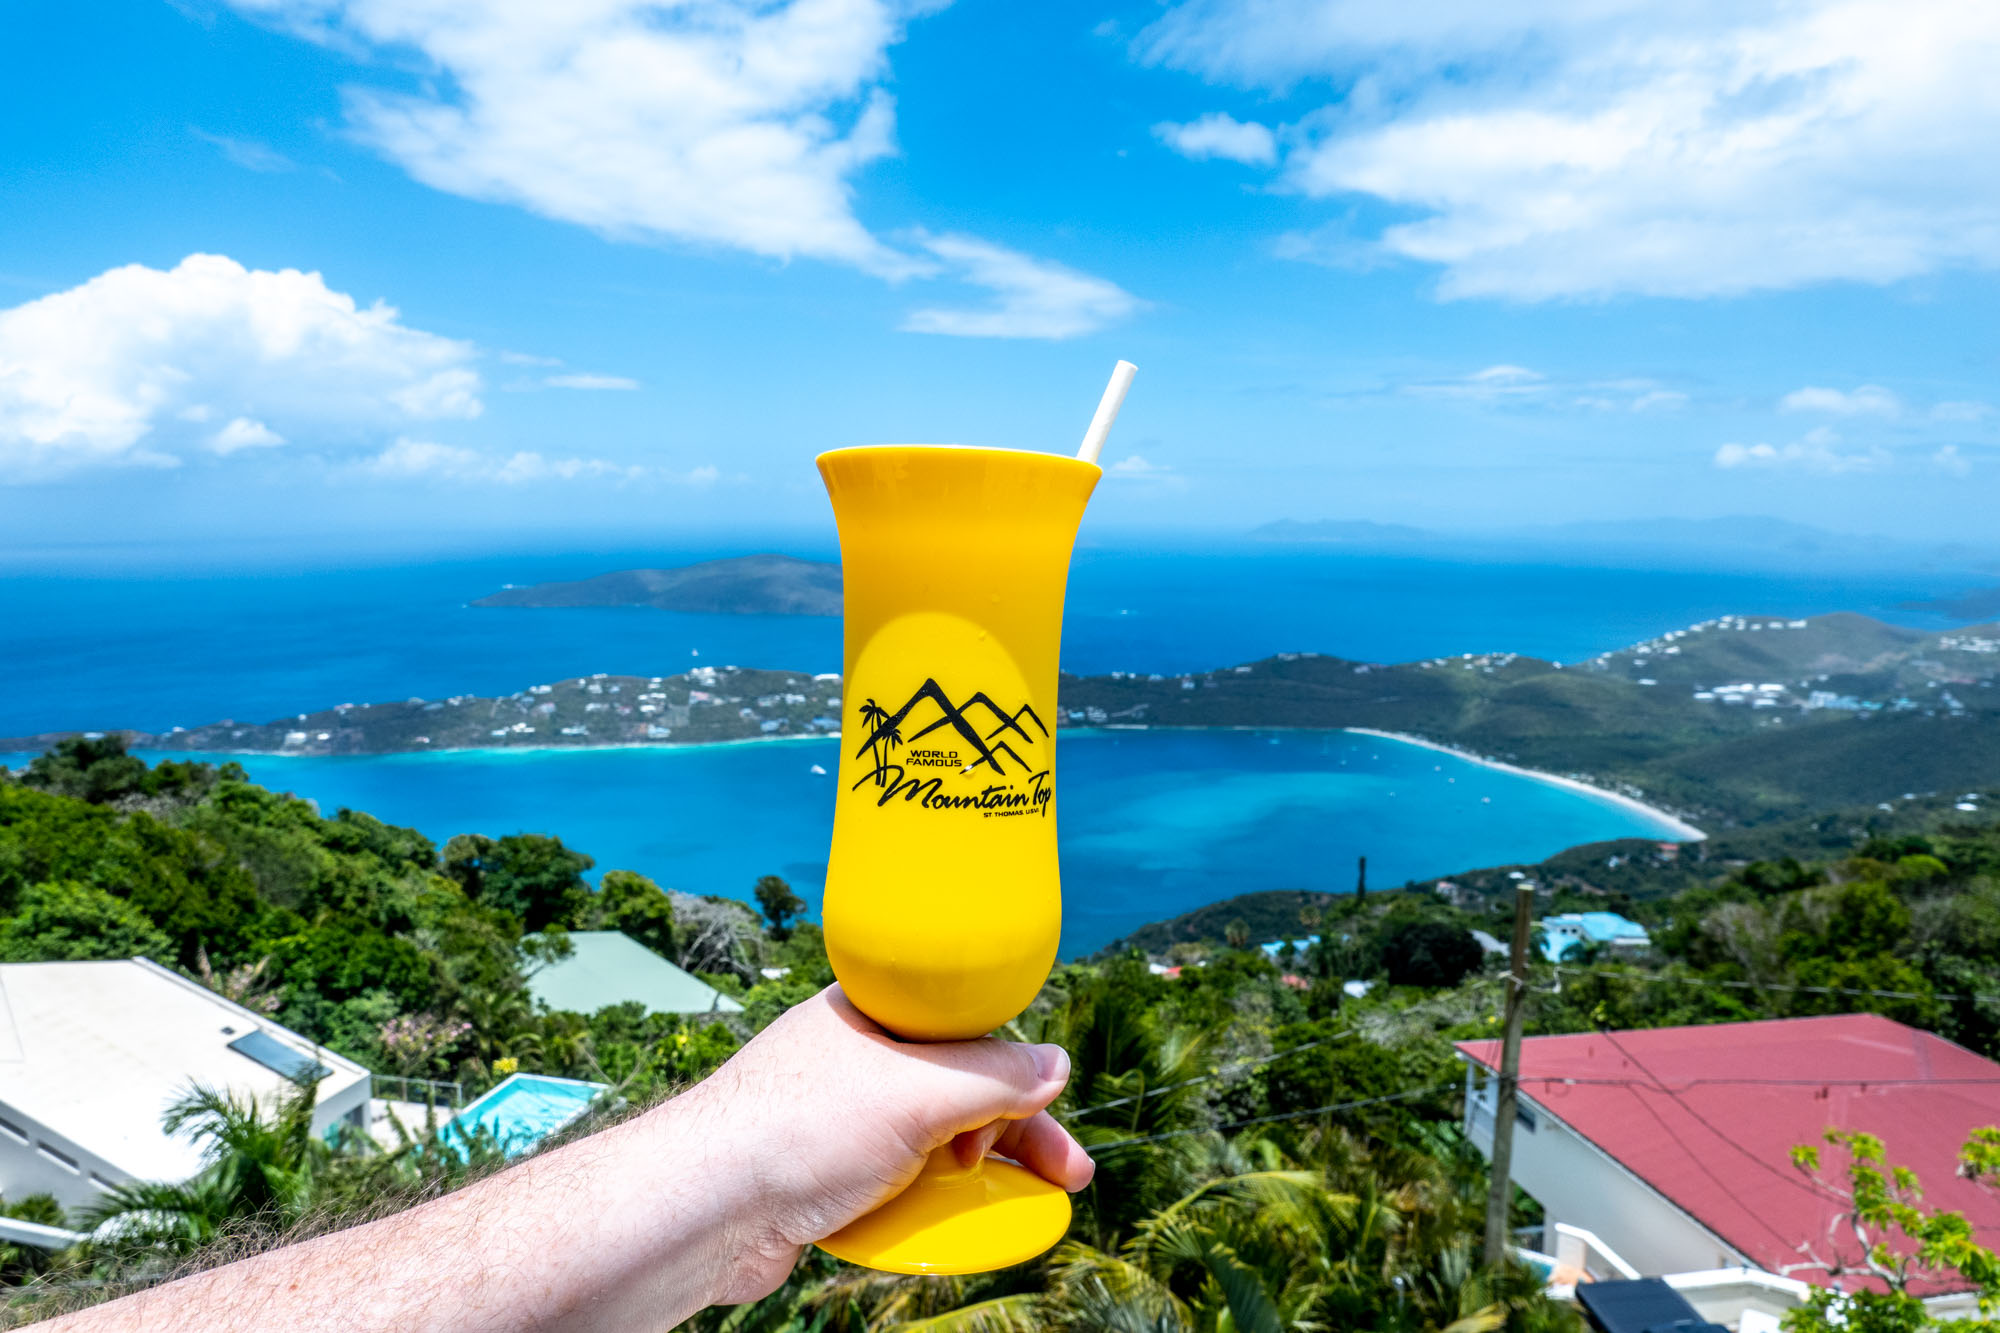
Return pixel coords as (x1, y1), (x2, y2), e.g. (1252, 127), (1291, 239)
(0, 730), (1692, 958)
(0, 544), (1978, 739)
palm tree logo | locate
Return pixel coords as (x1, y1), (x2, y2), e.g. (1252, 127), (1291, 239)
(853, 680), (1044, 782)
(856, 698), (903, 785)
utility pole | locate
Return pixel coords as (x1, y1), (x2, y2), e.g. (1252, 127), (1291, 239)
(1483, 883), (1535, 1265)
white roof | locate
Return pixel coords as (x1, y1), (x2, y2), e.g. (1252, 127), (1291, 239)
(0, 959), (369, 1183)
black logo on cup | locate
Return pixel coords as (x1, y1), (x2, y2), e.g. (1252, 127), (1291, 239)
(853, 680), (1052, 817)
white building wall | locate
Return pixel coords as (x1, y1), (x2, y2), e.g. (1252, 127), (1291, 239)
(0, 1097), (136, 1214)
(0, 1073), (371, 1219)
(1464, 1066), (1754, 1277)
(312, 1074), (373, 1140)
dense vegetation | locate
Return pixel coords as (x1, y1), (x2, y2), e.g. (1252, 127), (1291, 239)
(0, 737), (808, 1099)
(3, 741), (1998, 1329)
(1059, 613), (2000, 826)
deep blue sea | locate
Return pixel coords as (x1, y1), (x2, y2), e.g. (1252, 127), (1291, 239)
(2, 542), (1981, 952)
(0, 543), (1979, 738)
(1, 731), (1680, 957)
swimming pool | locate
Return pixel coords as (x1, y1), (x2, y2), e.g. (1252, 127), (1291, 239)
(440, 1073), (608, 1159)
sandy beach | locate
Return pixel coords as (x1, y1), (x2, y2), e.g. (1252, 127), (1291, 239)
(1343, 727), (1707, 842)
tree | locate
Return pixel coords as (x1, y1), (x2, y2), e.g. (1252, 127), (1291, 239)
(0, 880), (174, 962)
(1739, 857), (1824, 898)
(85, 1082), (331, 1257)
(1225, 917), (1252, 950)
(459, 834), (593, 933)
(378, 1013), (473, 1080)
(1380, 919), (1485, 989)
(592, 870), (676, 958)
(856, 696), (888, 780)
(21, 735), (149, 804)
(1783, 1127), (2000, 1333)
(0, 1193), (68, 1283)
(442, 833), (496, 897)
(754, 875), (806, 940)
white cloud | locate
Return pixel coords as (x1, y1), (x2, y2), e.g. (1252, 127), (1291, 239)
(390, 368), (482, 418)
(1404, 364), (1545, 402)
(900, 234), (1142, 339)
(1779, 384), (1901, 416)
(0, 254), (482, 479)
(1933, 444), (1972, 476)
(1402, 365), (1690, 414)
(219, 1), (1139, 338)
(191, 128), (296, 173)
(1105, 453), (1187, 490)
(225, 0), (932, 276)
(1154, 112), (1276, 166)
(544, 373), (641, 391)
(1933, 400), (1993, 422)
(210, 417), (286, 454)
(1713, 427), (1887, 474)
(357, 437), (704, 485)
(1139, 1), (2000, 299)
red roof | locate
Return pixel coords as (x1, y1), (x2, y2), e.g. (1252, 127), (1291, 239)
(1458, 1014), (2000, 1292)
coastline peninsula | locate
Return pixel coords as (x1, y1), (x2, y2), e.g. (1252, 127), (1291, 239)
(6, 612), (1996, 829)
(472, 554), (841, 616)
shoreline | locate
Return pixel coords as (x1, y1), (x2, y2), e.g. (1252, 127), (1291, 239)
(9, 724), (1705, 840)
(116, 732), (844, 761)
(1342, 727), (1707, 841)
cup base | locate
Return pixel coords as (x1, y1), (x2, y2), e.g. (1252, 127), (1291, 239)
(815, 1149), (1071, 1275)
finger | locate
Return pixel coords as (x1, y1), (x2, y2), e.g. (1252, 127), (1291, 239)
(895, 1039), (1071, 1135)
(990, 1112), (1096, 1192)
(951, 1122), (1007, 1168)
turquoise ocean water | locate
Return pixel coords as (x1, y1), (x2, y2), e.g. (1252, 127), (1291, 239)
(0, 729), (1687, 957)
(5, 543), (1971, 950)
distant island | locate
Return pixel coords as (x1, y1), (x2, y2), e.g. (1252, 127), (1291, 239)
(473, 554), (841, 616)
(8, 611), (1997, 829)
(1251, 519), (1429, 545)
(1254, 513), (1999, 574)
(1901, 585), (2000, 622)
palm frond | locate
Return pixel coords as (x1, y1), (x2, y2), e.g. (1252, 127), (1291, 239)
(886, 1294), (1048, 1332)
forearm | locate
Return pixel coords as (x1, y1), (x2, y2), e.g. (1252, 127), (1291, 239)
(49, 1091), (745, 1333)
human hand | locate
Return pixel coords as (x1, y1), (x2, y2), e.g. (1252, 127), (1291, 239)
(38, 987), (1089, 1333)
(667, 984), (1094, 1305)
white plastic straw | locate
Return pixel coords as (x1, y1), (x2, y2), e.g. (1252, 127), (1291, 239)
(1076, 360), (1137, 465)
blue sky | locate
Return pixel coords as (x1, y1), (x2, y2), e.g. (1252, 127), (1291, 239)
(2, 0), (1997, 553)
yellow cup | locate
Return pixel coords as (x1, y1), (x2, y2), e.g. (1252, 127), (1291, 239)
(812, 443), (1099, 1274)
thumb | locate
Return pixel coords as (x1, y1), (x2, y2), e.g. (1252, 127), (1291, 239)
(896, 1038), (1071, 1137)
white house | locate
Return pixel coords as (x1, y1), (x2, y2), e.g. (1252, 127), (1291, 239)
(0, 958), (372, 1213)
(1460, 1015), (1999, 1324)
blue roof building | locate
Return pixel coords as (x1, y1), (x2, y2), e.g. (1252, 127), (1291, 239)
(1258, 935), (1320, 960)
(527, 931), (744, 1016)
(1539, 912), (1650, 963)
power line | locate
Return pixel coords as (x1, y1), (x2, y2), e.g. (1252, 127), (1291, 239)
(1555, 966), (2000, 1006)
(1063, 1024), (1357, 1122)
(1519, 1075), (2000, 1090)
(1085, 1067), (2000, 1157)
(1593, 1028), (1814, 1252)
(1087, 1084), (1456, 1154)
(1062, 979), (1495, 1124)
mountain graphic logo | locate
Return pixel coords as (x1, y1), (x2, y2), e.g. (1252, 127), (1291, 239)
(854, 679), (1049, 783)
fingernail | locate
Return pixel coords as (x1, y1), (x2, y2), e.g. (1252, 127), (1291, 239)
(1032, 1044), (1069, 1084)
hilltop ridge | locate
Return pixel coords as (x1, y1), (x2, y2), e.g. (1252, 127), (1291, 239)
(6, 612), (1996, 827)
(472, 554), (841, 616)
